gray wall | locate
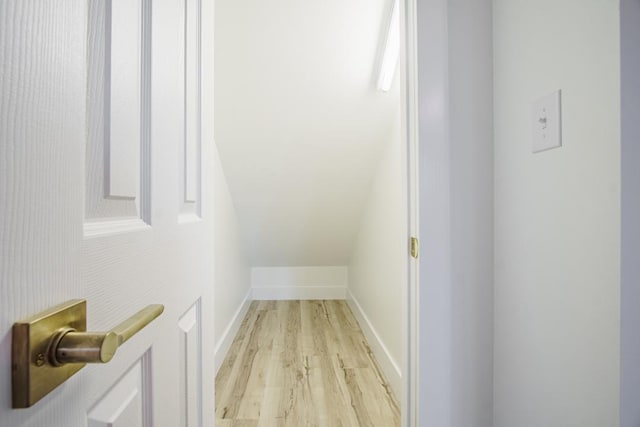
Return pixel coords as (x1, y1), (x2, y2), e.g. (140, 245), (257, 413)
(621, 0), (640, 425)
(416, 0), (494, 425)
(493, 0), (620, 425)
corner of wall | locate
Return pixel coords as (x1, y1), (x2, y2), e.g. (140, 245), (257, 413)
(345, 288), (402, 397)
(346, 81), (405, 403)
(214, 288), (252, 374)
(213, 144), (252, 367)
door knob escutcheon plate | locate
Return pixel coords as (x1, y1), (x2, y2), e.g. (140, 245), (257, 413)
(12, 299), (87, 409)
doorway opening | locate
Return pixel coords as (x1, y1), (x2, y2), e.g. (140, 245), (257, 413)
(212, 0), (412, 424)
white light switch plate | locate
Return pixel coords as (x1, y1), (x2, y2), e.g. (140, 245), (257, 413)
(532, 90), (562, 153)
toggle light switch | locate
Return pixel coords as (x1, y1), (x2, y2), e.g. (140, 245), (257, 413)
(532, 90), (562, 153)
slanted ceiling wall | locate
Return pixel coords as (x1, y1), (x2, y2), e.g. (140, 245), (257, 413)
(214, 0), (399, 267)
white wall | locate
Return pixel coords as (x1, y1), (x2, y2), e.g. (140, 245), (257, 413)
(251, 266), (347, 300)
(621, 1), (640, 425)
(493, 1), (620, 425)
(415, 0), (494, 425)
(347, 95), (404, 397)
(214, 0), (398, 267)
(214, 145), (252, 371)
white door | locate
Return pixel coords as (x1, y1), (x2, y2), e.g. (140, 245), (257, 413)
(0, 0), (215, 426)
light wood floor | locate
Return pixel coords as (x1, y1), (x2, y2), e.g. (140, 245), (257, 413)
(215, 300), (400, 426)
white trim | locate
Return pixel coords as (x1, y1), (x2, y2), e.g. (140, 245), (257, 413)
(83, 218), (151, 238)
(251, 266), (347, 288)
(346, 289), (402, 399)
(402, 0), (419, 425)
(251, 286), (346, 300)
(214, 289), (252, 374)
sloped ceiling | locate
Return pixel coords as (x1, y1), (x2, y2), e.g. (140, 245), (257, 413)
(214, 0), (399, 266)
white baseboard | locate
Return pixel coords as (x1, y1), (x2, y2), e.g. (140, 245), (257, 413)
(346, 289), (402, 398)
(215, 289), (252, 374)
(252, 286), (346, 300)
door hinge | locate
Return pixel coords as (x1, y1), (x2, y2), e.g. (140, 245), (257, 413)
(410, 236), (419, 259)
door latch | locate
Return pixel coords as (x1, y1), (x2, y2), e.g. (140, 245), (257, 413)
(410, 236), (419, 259)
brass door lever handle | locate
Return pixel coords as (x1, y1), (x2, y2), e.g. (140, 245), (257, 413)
(50, 304), (164, 365)
(12, 300), (164, 408)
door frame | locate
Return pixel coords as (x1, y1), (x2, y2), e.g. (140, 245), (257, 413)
(401, 0), (495, 425)
(400, 0), (419, 425)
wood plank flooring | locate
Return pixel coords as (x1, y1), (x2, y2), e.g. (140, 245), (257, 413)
(215, 300), (400, 426)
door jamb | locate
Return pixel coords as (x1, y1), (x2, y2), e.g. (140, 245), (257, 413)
(400, 0), (419, 425)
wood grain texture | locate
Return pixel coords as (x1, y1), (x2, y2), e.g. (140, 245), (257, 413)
(0, 2), (87, 425)
(216, 300), (400, 426)
(1, 0), (217, 425)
